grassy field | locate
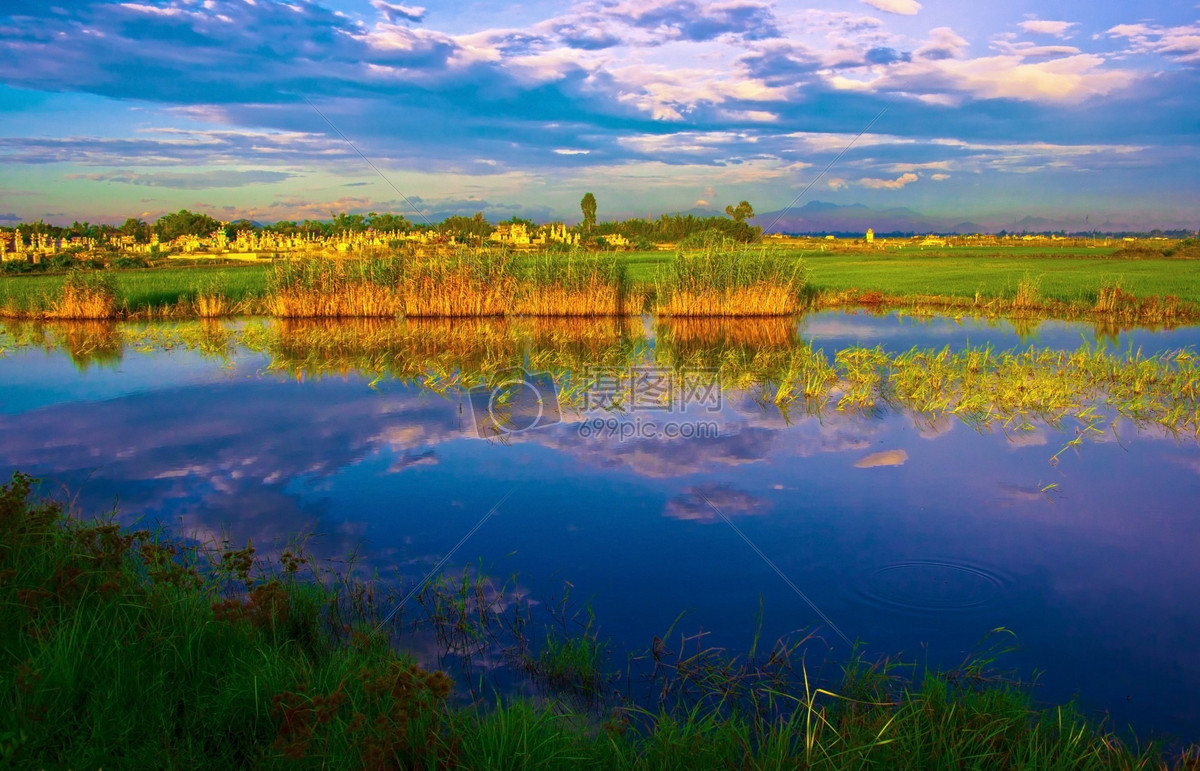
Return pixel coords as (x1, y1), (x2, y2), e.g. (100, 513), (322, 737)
(616, 247), (1200, 303)
(801, 251), (1200, 304)
(4, 471), (1197, 769)
(0, 264), (271, 315)
(3, 246), (1200, 319)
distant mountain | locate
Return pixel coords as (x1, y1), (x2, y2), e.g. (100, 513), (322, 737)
(760, 201), (945, 235)
(758, 202), (1196, 236)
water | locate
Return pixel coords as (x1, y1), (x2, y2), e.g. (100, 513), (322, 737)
(2, 311), (1199, 743)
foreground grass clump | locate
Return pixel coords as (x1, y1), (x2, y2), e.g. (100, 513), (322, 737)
(3, 472), (1197, 769)
(0, 472), (455, 769)
(655, 240), (808, 316)
(48, 270), (119, 319)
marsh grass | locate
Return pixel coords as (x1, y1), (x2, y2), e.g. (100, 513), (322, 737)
(268, 257), (405, 318)
(3, 474), (1196, 769)
(511, 251), (634, 316)
(267, 251), (633, 318)
(655, 241), (808, 317)
(48, 271), (119, 320)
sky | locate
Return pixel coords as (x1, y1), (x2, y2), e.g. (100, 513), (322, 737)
(0, 0), (1197, 228)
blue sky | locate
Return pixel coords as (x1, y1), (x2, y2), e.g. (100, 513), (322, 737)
(1, 0), (1197, 228)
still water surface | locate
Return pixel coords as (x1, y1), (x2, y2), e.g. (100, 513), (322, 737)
(2, 310), (1199, 742)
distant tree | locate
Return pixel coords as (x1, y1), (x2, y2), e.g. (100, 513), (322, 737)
(154, 210), (221, 241)
(580, 192), (597, 230)
(224, 218), (260, 240)
(724, 201), (755, 224)
(265, 220), (299, 235)
(438, 212), (493, 241)
(367, 213), (412, 233)
(118, 217), (151, 243)
(330, 212), (368, 234)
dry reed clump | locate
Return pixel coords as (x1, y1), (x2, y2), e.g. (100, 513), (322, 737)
(509, 252), (632, 316)
(399, 259), (517, 317)
(269, 283), (401, 318)
(268, 257), (404, 318)
(195, 293), (231, 318)
(510, 279), (624, 317)
(48, 271), (119, 320)
(1010, 279), (1042, 313)
(654, 240), (808, 317)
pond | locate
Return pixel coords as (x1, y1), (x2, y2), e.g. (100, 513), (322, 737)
(2, 310), (1199, 744)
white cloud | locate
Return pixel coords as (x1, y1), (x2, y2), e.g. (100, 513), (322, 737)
(915, 27), (969, 60)
(931, 173), (950, 181)
(1108, 22), (1200, 63)
(881, 53), (1135, 103)
(1018, 20), (1077, 39)
(859, 172), (918, 189)
(860, 0), (921, 16)
(370, 0), (426, 23)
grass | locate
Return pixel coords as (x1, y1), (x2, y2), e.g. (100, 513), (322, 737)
(653, 240), (809, 317)
(0, 264), (270, 318)
(48, 271), (118, 319)
(800, 251), (1200, 306)
(5, 246), (1200, 321)
(2, 472), (1197, 768)
(266, 251), (635, 318)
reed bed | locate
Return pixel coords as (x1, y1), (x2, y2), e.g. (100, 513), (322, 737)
(511, 252), (633, 316)
(266, 251), (633, 318)
(398, 252), (517, 318)
(267, 257), (405, 318)
(654, 243), (808, 317)
(47, 271), (119, 320)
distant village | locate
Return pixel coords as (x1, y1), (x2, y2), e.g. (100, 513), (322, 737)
(0, 214), (1184, 264)
(0, 221), (598, 263)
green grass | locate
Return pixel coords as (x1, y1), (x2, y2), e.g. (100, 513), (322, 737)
(0, 264), (270, 316)
(798, 251), (1200, 304)
(5, 248), (1199, 319)
(4, 471), (1197, 769)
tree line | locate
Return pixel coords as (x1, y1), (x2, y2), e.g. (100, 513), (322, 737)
(1, 193), (763, 247)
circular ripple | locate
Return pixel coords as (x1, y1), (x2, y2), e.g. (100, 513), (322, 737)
(860, 561), (1007, 614)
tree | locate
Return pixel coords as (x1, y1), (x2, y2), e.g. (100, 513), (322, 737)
(118, 217), (150, 243)
(367, 213), (412, 233)
(438, 212), (493, 241)
(725, 201), (754, 224)
(153, 210), (221, 241)
(580, 192), (597, 230)
(224, 218), (259, 240)
(330, 212), (368, 234)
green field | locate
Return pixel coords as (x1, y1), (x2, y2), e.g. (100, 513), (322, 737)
(0, 264), (271, 314)
(616, 246), (1200, 302)
(3, 247), (1199, 317)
